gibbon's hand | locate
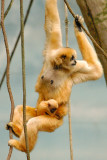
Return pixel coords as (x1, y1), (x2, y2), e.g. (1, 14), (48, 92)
(75, 15), (84, 32)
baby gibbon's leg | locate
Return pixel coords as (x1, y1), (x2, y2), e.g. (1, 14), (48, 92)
(44, 0), (62, 53)
(72, 15), (103, 84)
(8, 115), (63, 152)
(6, 105), (36, 137)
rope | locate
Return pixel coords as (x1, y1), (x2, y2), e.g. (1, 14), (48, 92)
(0, 0), (34, 89)
(64, 0), (107, 59)
(20, 0), (30, 159)
(64, 4), (69, 47)
(0, 0), (14, 31)
(1, 0), (15, 160)
(68, 101), (73, 160)
(4, 0), (14, 18)
(64, 3), (73, 160)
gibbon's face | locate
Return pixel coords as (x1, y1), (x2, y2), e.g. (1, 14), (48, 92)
(56, 48), (77, 71)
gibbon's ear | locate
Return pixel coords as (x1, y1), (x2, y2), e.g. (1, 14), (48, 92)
(53, 57), (63, 68)
(50, 54), (63, 70)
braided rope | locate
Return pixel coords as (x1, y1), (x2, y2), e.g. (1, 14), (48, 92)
(64, 3), (73, 160)
(0, 0), (14, 31)
(1, 0), (15, 159)
(20, 0), (30, 159)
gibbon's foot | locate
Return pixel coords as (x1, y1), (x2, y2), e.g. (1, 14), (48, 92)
(8, 139), (26, 152)
(6, 122), (21, 137)
(75, 15), (84, 32)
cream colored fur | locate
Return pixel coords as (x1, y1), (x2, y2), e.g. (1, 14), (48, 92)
(8, 0), (103, 152)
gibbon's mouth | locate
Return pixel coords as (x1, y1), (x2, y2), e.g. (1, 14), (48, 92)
(71, 60), (77, 66)
(45, 112), (49, 115)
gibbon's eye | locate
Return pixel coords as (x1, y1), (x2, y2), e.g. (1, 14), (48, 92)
(61, 55), (66, 59)
(70, 55), (75, 61)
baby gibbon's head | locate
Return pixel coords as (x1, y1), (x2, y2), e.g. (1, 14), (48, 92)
(53, 47), (77, 72)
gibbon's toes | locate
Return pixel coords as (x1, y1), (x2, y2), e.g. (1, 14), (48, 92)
(75, 15), (84, 24)
(5, 124), (9, 130)
(8, 139), (15, 147)
(6, 122), (20, 137)
(5, 122), (13, 130)
(8, 139), (26, 152)
(75, 15), (84, 31)
(79, 16), (84, 24)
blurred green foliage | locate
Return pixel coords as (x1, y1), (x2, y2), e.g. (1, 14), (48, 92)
(95, 1), (107, 26)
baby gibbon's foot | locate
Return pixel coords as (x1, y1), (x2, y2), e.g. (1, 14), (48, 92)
(75, 15), (84, 32)
(39, 99), (58, 116)
(6, 122), (21, 137)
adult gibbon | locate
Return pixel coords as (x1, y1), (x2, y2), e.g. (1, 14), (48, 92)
(7, 0), (103, 152)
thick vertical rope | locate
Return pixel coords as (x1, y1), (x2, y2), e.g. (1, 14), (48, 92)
(68, 100), (73, 160)
(1, 0), (15, 160)
(20, 0), (30, 159)
(64, 3), (73, 160)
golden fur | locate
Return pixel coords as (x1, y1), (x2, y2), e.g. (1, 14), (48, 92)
(7, 0), (103, 152)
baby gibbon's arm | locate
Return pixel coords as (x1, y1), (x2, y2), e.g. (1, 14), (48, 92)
(44, 0), (62, 55)
(72, 16), (103, 84)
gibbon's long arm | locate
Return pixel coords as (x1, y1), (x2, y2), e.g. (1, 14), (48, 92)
(72, 17), (103, 84)
(44, 0), (62, 55)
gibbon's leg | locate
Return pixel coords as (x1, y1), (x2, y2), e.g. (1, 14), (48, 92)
(44, 0), (62, 54)
(8, 115), (63, 152)
(37, 99), (58, 116)
(6, 105), (36, 137)
(72, 15), (103, 84)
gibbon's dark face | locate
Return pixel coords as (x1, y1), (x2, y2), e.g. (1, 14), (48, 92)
(61, 54), (77, 66)
(59, 48), (77, 70)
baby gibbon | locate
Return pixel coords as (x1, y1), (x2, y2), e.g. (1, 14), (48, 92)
(7, 0), (103, 152)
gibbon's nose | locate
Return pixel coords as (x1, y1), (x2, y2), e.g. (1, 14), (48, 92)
(72, 60), (77, 66)
(74, 60), (77, 64)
